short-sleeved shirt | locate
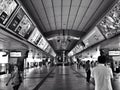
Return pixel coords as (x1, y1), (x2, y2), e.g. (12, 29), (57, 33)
(91, 64), (113, 90)
(12, 71), (21, 86)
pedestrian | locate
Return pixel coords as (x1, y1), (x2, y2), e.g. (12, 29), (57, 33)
(6, 64), (22, 90)
(85, 60), (91, 83)
(91, 56), (113, 90)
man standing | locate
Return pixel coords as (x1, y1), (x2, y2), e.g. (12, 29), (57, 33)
(91, 56), (113, 90)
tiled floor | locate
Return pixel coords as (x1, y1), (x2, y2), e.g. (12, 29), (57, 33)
(72, 64), (120, 90)
(0, 66), (52, 90)
(0, 64), (120, 90)
(39, 65), (94, 90)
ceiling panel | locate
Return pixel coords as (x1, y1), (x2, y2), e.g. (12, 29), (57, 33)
(72, 6), (87, 30)
(81, 0), (92, 8)
(62, 15), (68, 29)
(77, 0), (103, 30)
(63, 0), (71, 6)
(56, 15), (61, 30)
(63, 7), (69, 16)
(72, 0), (82, 7)
(45, 7), (54, 17)
(20, 0), (116, 55)
(42, 0), (52, 7)
(49, 17), (56, 30)
(81, 0), (111, 31)
(54, 7), (61, 16)
(90, 0), (103, 10)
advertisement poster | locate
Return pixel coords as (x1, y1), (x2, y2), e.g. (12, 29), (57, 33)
(8, 8), (25, 31)
(83, 27), (105, 48)
(16, 15), (32, 37)
(8, 8), (35, 38)
(0, 0), (18, 25)
(28, 27), (42, 45)
(37, 37), (47, 50)
(45, 45), (51, 53)
(98, 1), (120, 38)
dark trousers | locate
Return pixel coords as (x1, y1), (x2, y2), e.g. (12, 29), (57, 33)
(86, 69), (91, 82)
(13, 84), (20, 90)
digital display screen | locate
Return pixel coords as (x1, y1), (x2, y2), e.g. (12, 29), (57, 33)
(0, 0), (18, 25)
(83, 26), (105, 48)
(28, 27), (42, 45)
(98, 1), (120, 38)
(8, 8), (35, 38)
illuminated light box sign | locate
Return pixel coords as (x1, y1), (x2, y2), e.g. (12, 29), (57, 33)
(10, 51), (21, 57)
(37, 37), (47, 50)
(83, 26), (105, 48)
(68, 51), (74, 56)
(97, 1), (120, 38)
(28, 27), (42, 45)
(0, 0), (18, 25)
(72, 44), (84, 54)
(109, 51), (120, 56)
(8, 8), (35, 38)
(43, 42), (48, 50)
(45, 45), (51, 53)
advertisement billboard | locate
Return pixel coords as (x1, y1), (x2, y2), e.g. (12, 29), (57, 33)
(28, 27), (42, 45)
(0, 0), (18, 25)
(8, 8), (35, 38)
(98, 1), (120, 38)
(37, 37), (47, 50)
(83, 26), (105, 48)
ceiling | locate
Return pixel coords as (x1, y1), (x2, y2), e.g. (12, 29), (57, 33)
(20, 0), (117, 55)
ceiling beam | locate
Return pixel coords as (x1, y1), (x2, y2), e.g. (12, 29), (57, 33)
(29, 0), (47, 32)
(51, 0), (57, 30)
(66, 0), (72, 29)
(76, 0), (93, 30)
(71, 0), (82, 30)
(61, 0), (63, 30)
(44, 30), (84, 38)
(81, 0), (104, 32)
(41, 0), (52, 31)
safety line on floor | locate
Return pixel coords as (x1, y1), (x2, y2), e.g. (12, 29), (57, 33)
(32, 66), (56, 90)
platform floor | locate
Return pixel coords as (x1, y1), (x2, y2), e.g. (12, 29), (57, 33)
(0, 65), (120, 90)
(38, 65), (94, 90)
(0, 66), (52, 90)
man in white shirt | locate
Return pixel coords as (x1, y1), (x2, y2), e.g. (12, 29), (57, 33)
(91, 56), (113, 90)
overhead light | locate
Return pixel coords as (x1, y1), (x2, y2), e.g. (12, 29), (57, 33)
(47, 35), (80, 41)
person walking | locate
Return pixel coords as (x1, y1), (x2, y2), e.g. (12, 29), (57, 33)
(85, 60), (91, 83)
(6, 65), (22, 90)
(91, 56), (113, 90)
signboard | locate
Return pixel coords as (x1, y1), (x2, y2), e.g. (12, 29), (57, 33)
(98, 1), (120, 38)
(109, 51), (120, 56)
(8, 8), (35, 38)
(83, 26), (105, 48)
(0, 0), (18, 25)
(45, 45), (51, 53)
(10, 51), (21, 57)
(37, 37), (47, 50)
(28, 27), (42, 45)
(72, 44), (84, 54)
